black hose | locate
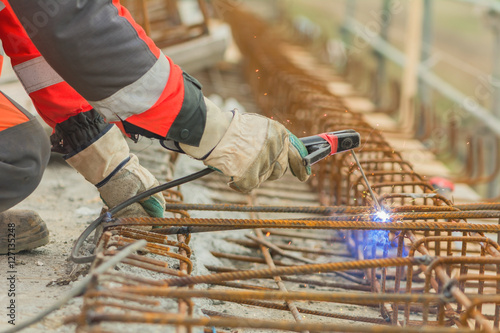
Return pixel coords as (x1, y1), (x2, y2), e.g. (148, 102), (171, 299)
(70, 167), (214, 263)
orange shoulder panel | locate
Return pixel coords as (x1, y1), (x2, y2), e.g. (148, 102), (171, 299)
(0, 93), (29, 131)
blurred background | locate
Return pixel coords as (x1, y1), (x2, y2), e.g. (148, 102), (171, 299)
(226, 0), (500, 199)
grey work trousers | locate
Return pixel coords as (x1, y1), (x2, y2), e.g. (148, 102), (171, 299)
(0, 91), (50, 213)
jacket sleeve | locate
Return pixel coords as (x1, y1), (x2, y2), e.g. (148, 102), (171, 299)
(0, 1), (93, 129)
(7, 0), (206, 146)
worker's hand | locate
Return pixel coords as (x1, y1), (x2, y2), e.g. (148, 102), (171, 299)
(96, 153), (165, 219)
(180, 98), (310, 193)
(53, 111), (165, 218)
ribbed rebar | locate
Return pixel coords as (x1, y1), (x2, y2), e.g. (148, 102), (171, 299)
(162, 257), (427, 287)
(71, 1), (500, 331)
(84, 313), (479, 333)
(164, 202), (371, 214)
(116, 288), (449, 304)
(111, 216), (500, 233)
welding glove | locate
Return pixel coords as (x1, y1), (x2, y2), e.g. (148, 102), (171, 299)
(51, 110), (165, 218)
(179, 98), (310, 193)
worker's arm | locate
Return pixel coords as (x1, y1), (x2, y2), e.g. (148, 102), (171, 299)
(0, 1), (92, 128)
(7, 0), (203, 144)
(0, 1), (165, 217)
(52, 109), (166, 218)
(8, 0), (310, 192)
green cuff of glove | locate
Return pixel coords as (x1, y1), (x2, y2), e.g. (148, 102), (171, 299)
(140, 197), (165, 218)
(208, 165), (224, 174)
(101, 195), (165, 218)
(288, 131), (311, 176)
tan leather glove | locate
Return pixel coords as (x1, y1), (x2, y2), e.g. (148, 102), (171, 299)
(180, 98), (310, 193)
(54, 114), (165, 218)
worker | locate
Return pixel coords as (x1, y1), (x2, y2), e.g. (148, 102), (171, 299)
(0, 1), (310, 255)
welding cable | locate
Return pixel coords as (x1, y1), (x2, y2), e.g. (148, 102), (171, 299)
(1, 240), (147, 333)
(70, 168), (214, 264)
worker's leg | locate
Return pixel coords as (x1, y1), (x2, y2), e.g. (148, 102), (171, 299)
(0, 91), (50, 254)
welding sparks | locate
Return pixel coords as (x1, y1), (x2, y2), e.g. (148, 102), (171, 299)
(373, 210), (390, 223)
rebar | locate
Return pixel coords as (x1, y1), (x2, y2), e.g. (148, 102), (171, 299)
(66, 1), (500, 332)
(111, 216), (500, 233)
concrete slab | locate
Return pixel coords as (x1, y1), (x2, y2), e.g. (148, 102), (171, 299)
(362, 113), (399, 131)
(453, 183), (482, 203)
(0, 56), (17, 84)
(343, 96), (376, 113)
(409, 160), (451, 178)
(327, 81), (355, 96)
(384, 138), (427, 152)
(163, 22), (231, 73)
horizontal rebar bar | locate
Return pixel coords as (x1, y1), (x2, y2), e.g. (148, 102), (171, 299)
(217, 298), (389, 324)
(116, 288), (449, 304)
(204, 266), (373, 291)
(261, 229), (345, 242)
(84, 312), (480, 333)
(111, 217), (500, 233)
(162, 257), (428, 287)
(164, 202), (371, 214)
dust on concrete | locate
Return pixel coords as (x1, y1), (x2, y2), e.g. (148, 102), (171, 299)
(0, 155), (103, 332)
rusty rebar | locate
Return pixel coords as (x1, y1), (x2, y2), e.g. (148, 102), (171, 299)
(83, 313), (480, 333)
(72, 2), (500, 331)
(164, 202), (370, 214)
(162, 256), (428, 287)
(111, 216), (500, 233)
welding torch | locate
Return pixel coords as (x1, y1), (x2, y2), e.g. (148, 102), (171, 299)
(300, 129), (360, 167)
(70, 130), (362, 263)
(303, 131), (389, 225)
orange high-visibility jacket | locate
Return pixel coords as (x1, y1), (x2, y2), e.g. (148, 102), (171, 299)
(0, 0), (206, 146)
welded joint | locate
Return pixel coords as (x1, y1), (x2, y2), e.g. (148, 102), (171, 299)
(415, 255), (435, 266)
(442, 279), (458, 302)
(102, 212), (113, 224)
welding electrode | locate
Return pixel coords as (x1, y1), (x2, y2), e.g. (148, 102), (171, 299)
(351, 150), (383, 212)
(301, 131), (385, 217)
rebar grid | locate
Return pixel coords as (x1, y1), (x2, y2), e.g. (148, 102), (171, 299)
(68, 2), (500, 332)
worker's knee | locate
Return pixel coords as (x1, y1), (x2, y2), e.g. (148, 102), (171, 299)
(0, 117), (50, 213)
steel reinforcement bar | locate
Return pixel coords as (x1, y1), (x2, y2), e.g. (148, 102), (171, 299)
(68, 1), (500, 332)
